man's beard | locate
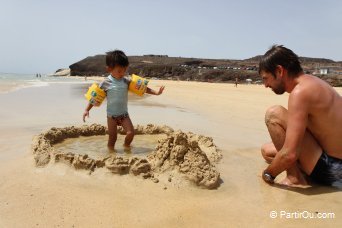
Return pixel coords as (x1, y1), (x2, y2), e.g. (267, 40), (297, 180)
(272, 83), (285, 95)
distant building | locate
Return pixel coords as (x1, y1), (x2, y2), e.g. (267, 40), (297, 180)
(319, 68), (329, 75)
(246, 79), (252, 84)
(143, 54), (168, 57)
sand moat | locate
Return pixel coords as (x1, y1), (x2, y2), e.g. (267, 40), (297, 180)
(32, 124), (222, 189)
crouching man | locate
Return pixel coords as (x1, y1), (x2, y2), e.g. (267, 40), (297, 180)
(259, 45), (342, 187)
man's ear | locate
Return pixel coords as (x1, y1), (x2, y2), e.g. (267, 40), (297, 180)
(275, 65), (284, 78)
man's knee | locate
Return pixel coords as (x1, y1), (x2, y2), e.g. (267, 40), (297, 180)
(265, 105), (286, 125)
(261, 143), (275, 163)
(261, 144), (269, 159)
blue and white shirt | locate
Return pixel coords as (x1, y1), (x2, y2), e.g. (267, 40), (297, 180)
(99, 75), (131, 117)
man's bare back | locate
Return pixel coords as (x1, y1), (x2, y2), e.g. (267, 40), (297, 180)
(293, 75), (342, 159)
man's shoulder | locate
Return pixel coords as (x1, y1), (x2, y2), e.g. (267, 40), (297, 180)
(293, 75), (324, 94)
(290, 74), (335, 107)
(300, 74), (328, 87)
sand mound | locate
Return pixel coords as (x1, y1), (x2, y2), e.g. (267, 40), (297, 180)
(31, 124), (222, 189)
(148, 131), (221, 189)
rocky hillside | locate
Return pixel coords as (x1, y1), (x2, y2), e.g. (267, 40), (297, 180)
(246, 55), (336, 64)
(69, 55), (260, 82)
(66, 54), (342, 86)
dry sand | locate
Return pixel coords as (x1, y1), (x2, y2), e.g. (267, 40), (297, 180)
(0, 80), (341, 227)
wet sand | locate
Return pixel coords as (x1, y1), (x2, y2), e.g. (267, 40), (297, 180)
(0, 81), (341, 227)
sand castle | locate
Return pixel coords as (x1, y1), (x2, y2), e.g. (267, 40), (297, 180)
(31, 124), (222, 189)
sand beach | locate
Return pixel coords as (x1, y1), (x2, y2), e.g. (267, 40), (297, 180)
(0, 79), (341, 227)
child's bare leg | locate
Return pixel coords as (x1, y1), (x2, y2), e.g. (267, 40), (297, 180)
(107, 116), (118, 150)
(121, 116), (134, 147)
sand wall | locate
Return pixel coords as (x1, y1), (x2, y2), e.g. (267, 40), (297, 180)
(31, 124), (222, 189)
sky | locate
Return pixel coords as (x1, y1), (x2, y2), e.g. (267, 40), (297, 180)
(0, 0), (341, 74)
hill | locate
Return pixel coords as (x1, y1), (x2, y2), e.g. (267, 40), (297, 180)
(66, 54), (342, 86)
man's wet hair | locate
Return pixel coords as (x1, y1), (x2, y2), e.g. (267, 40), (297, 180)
(106, 50), (129, 68)
(259, 45), (303, 78)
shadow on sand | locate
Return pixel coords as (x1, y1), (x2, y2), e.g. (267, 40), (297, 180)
(273, 182), (341, 195)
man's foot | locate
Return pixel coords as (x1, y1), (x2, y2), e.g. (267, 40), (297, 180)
(279, 175), (308, 187)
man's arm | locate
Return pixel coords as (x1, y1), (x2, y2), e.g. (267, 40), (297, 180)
(264, 88), (310, 180)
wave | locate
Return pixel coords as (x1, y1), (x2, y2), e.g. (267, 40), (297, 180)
(0, 81), (50, 94)
(0, 74), (95, 94)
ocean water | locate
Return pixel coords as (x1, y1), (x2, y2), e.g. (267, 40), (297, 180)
(0, 72), (85, 94)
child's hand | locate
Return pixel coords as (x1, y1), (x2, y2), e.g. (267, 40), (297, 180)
(83, 110), (90, 122)
(146, 86), (165, 95)
(156, 86), (165, 95)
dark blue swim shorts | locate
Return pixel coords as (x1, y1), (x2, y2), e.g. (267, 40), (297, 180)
(309, 152), (342, 186)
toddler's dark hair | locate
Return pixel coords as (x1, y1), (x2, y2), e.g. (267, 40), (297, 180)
(106, 50), (129, 68)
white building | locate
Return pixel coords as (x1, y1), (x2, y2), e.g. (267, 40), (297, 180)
(319, 68), (329, 75)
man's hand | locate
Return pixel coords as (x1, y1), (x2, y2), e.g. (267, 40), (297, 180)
(83, 110), (90, 122)
(262, 170), (275, 184)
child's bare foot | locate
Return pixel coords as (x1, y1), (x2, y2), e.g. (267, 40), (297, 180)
(123, 144), (132, 153)
(107, 146), (116, 153)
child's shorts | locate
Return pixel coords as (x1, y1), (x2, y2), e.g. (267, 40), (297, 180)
(108, 112), (129, 126)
